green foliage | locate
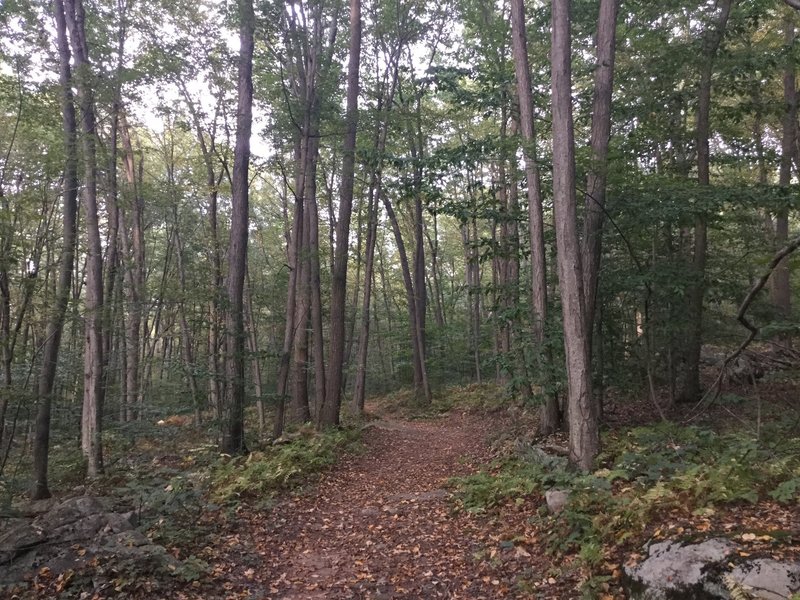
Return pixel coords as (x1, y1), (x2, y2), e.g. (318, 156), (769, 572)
(449, 459), (540, 513)
(169, 556), (210, 583)
(769, 477), (800, 503)
(209, 427), (361, 503)
(433, 383), (511, 414)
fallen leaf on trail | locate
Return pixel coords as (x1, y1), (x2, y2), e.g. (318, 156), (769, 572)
(514, 546), (531, 558)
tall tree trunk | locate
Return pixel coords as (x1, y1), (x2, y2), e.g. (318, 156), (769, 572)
(351, 54), (401, 411)
(172, 204), (201, 426)
(290, 131), (313, 424)
(409, 95), (432, 403)
(273, 153), (304, 437)
(245, 272), (264, 436)
(510, 0), (556, 432)
(494, 120), (511, 385)
(551, 0), (598, 471)
(65, 0), (104, 477)
(119, 114), (144, 422)
(322, 0), (361, 427)
(178, 82), (223, 425)
(31, 0), (79, 499)
(773, 11), (795, 341)
(352, 184), (379, 414)
(581, 0), (618, 343)
(221, 0), (253, 455)
(102, 5), (125, 415)
(307, 136), (326, 420)
(682, 0), (734, 402)
(382, 194), (431, 402)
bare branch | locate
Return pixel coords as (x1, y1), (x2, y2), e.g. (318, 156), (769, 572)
(687, 232), (800, 419)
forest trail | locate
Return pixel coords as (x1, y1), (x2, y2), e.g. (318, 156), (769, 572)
(230, 412), (548, 599)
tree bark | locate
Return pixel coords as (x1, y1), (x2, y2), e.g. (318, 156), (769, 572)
(273, 147), (304, 438)
(172, 204), (201, 426)
(245, 271), (264, 436)
(551, 0), (598, 471)
(221, 0), (254, 455)
(119, 113), (145, 422)
(65, 0), (104, 477)
(31, 0), (79, 499)
(581, 0), (618, 343)
(322, 0), (361, 427)
(682, 0), (734, 403)
(772, 12), (795, 340)
(178, 82), (223, 424)
(510, 0), (557, 432)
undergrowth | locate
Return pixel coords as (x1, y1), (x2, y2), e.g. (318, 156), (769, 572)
(451, 419), (800, 594)
(209, 426), (361, 504)
(370, 382), (513, 418)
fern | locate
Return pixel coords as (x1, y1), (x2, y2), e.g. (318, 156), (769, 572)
(723, 574), (752, 600)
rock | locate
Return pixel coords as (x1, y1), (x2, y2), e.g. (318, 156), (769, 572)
(729, 558), (800, 600)
(22, 497), (59, 517)
(625, 538), (736, 599)
(0, 496), (145, 589)
(624, 538), (800, 600)
(545, 489), (569, 514)
(521, 446), (569, 471)
(0, 520), (46, 563)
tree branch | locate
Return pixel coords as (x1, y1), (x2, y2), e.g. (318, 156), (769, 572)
(785, 0), (800, 11)
(687, 232), (800, 419)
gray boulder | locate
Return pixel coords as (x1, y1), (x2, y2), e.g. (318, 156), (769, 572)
(730, 558), (800, 600)
(545, 489), (570, 514)
(625, 538), (800, 600)
(0, 495), (168, 591)
(625, 538), (737, 599)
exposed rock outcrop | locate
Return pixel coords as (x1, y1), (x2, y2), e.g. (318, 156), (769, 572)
(625, 537), (800, 600)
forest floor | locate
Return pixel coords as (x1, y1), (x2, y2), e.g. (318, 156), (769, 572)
(203, 408), (567, 599)
(171, 379), (799, 600)
(6, 377), (799, 599)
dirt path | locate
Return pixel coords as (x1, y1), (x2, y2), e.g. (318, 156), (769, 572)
(230, 412), (549, 599)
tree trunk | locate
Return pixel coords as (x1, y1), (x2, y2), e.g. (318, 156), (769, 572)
(382, 194), (431, 402)
(322, 0), (361, 427)
(178, 82), (223, 425)
(119, 114), (144, 422)
(510, 0), (556, 432)
(682, 0), (734, 403)
(273, 154), (304, 438)
(409, 96), (432, 403)
(243, 269), (264, 436)
(352, 185), (379, 414)
(772, 12), (795, 340)
(65, 0), (104, 478)
(31, 0), (79, 499)
(551, 0), (598, 471)
(221, 0), (253, 455)
(307, 136), (326, 421)
(172, 205), (201, 426)
(581, 0), (618, 343)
